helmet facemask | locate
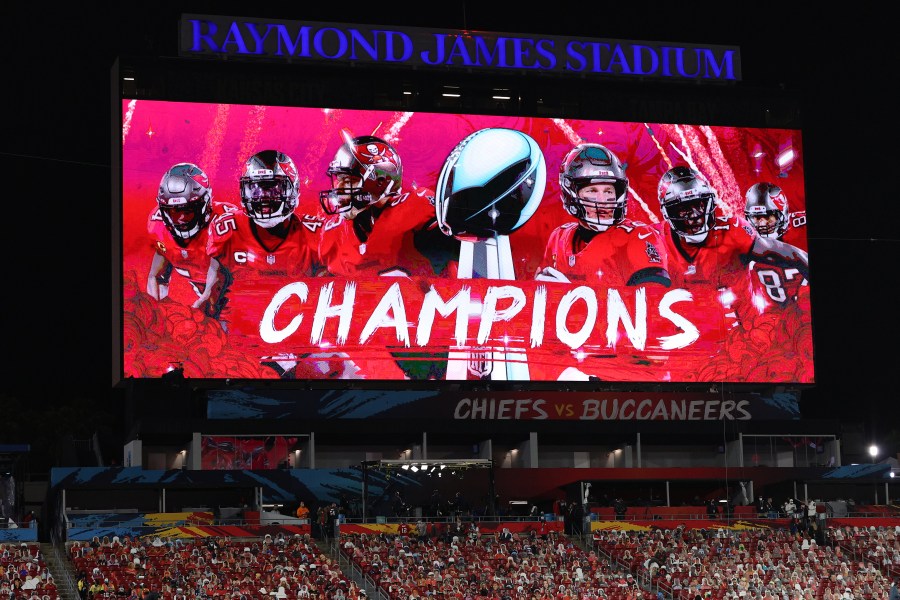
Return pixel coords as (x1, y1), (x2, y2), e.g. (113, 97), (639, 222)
(744, 183), (789, 239)
(240, 150), (299, 229)
(157, 163), (213, 240)
(320, 168), (395, 220)
(559, 144), (628, 233)
(745, 208), (786, 238)
(319, 135), (401, 220)
(663, 195), (716, 243)
(241, 178), (296, 228)
(160, 201), (210, 240)
(658, 166), (717, 243)
(562, 179), (628, 232)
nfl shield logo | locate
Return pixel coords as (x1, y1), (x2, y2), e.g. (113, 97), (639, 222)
(568, 255), (576, 267)
(181, 249), (189, 259)
(468, 351), (493, 379)
(267, 254), (276, 265)
(359, 243), (367, 255)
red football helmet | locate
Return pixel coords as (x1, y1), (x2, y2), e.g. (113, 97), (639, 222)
(319, 132), (402, 219)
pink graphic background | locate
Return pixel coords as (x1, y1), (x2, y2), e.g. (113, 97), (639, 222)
(121, 100), (810, 383)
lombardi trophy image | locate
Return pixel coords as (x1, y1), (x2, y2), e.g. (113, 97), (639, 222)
(434, 127), (546, 381)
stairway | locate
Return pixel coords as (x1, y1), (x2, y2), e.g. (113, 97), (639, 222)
(327, 536), (382, 599)
(41, 543), (79, 600)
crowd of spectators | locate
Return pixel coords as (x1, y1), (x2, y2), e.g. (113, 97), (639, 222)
(39, 500), (900, 600)
(594, 524), (900, 600)
(0, 542), (57, 600)
(69, 534), (359, 600)
(341, 525), (656, 600)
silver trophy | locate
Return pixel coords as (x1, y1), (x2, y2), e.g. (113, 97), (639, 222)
(435, 127), (546, 381)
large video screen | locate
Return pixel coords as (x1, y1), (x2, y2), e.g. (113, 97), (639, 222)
(121, 99), (812, 383)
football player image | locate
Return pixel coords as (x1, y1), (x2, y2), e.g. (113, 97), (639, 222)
(657, 166), (809, 331)
(198, 150), (337, 378)
(318, 130), (455, 278)
(202, 149), (324, 301)
(744, 182), (809, 309)
(146, 162), (236, 319)
(317, 132), (456, 380)
(536, 143), (670, 288)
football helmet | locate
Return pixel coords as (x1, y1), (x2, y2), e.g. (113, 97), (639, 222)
(559, 143), (628, 232)
(240, 150), (300, 228)
(156, 162), (213, 240)
(657, 166), (717, 243)
(319, 133), (402, 220)
(744, 182), (789, 238)
(435, 127), (546, 239)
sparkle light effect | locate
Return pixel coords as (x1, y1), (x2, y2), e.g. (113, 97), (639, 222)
(122, 99), (137, 144)
(700, 125), (741, 215)
(751, 291), (770, 314)
(643, 123), (674, 171)
(145, 120), (155, 139)
(629, 188), (659, 224)
(717, 288), (736, 307)
(776, 144), (795, 171)
(666, 124), (739, 218)
(199, 104), (231, 180)
(238, 106), (267, 174)
(551, 118), (582, 146)
(384, 112), (415, 144)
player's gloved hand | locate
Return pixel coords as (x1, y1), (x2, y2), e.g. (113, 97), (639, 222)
(535, 267), (571, 283)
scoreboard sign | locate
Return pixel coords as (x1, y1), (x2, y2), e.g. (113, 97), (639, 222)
(179, 15), (741, 83)
(120, 100), (811, 384)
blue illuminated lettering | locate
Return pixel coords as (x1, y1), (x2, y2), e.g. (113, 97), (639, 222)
(445, 36), (476, 65)
(607, 44), (632, 74)
(421, 34), (447, 65)
(660, 47), (674, 77)
(673, 47), (702, 78)
(221, 22), (252, 54)
(510, 38), (537, 69)
(349, 28), (378, 60)
(313, 28), (348, 59)
(378, 30), (413, 62)
(244, 23), (275, 55)
(181, 16), (740, 83)
(474, 36), (503, 67)
(632, 45), (659, 76)
(534, 39), (557, 69)
(703, 49), (736, 80)
(274, 25), (313, 57)
(189, 20), (219, 52)
(564, 41), (589, 72)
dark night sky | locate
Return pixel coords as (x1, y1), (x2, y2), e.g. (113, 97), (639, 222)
(2, 5), (897, 454)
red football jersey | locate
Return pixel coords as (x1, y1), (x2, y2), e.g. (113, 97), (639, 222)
(658, 205), (760, 344)
(318, 186), (441, 278)
(526, 219), (670, 383)
(205, 210), (324, 334)
(146, 202), (238, 317)
(660, 205), (759, 291)
(538, 220), (670, 287)
(748, 211), (808, 309)
(207, 211), (324, 280)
